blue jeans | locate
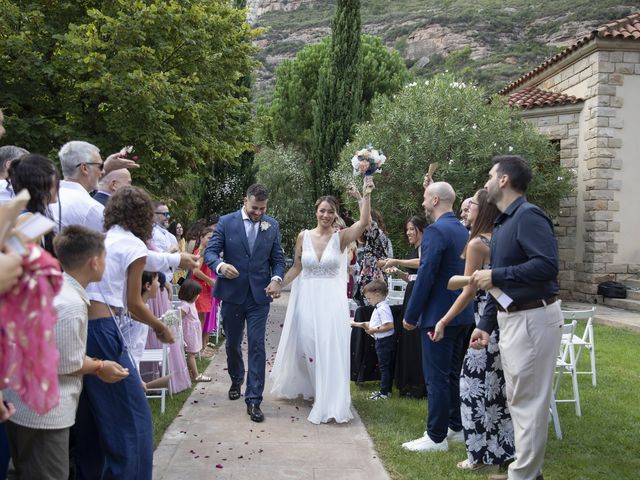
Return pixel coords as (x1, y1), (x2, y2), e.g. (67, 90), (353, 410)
(375, 335), (396, 395)
(422, 324), (473, 443)
(75, 317), (153, 480)
(221, 297), (270, 406)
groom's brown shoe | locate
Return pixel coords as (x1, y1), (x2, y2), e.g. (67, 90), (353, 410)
(247, 404), (264, 423)
(228, 383), (241, 401)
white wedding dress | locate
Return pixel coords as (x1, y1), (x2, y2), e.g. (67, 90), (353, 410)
(270, 230), (353, 424)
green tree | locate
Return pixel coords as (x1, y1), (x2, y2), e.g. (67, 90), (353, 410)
(0, 0), (258, 217)
(310, 0), (363, 198)
(333, 75), (574, 255)
(254, 144), (314, 255)
(268, 34), (410, 156)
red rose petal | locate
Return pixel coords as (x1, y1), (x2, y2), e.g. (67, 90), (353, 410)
(216, 464), (223, 469)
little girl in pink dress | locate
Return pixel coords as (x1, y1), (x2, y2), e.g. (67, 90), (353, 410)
(179, 280), (211, 382)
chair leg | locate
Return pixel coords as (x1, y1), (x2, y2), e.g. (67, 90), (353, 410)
(549, 396), (562, 440)
(589, 345), (596, 387)
(571, 368), (581, 417)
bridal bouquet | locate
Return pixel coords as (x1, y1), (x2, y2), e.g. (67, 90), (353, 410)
(351, 145), (386, 176)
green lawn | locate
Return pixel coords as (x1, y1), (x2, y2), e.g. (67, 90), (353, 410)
(353, 324), (640, 480)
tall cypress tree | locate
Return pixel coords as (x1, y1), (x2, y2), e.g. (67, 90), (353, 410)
(311, 0), (362, 198)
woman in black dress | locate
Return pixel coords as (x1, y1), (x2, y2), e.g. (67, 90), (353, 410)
(379, 215), (427, 398)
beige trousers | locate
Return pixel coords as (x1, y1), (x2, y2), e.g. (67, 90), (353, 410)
(498, 301), (563, 480)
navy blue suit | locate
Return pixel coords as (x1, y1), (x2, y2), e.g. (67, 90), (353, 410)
(92, 191), (110, 207)
(404, 211), (474, 443)
(204, 210), (285, 406)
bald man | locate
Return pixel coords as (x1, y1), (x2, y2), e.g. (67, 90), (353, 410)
(401, 182), (475, 453)
(93, 168), (132, 206)
(459, 197), (473, 229)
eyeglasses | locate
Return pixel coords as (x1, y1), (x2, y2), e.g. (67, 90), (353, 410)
(155, 211), (171, 217)
(75, 162), (104, 171)
(468, 200), (479, 206)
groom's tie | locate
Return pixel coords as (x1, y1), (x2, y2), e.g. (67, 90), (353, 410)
(246, 219), (258, 252)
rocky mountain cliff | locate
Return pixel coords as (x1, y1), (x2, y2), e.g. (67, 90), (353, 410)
(249, 0), (640, 97)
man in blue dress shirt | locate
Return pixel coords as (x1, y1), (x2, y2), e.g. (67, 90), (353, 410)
(470, 155), (563, 480)
(402, 181), (475, 452)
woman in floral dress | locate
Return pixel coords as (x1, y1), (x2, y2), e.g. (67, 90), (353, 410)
(432, 189), (514, 473)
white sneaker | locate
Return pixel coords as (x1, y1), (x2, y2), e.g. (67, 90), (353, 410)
(447, 427), (465, 443)
(402, 434), (448, 452)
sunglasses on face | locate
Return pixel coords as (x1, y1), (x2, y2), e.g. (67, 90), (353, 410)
(155, 212), (171, 217)
(76, 162), (104, 171)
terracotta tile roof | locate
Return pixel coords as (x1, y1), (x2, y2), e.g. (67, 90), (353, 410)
(499, 12), (640, 95)
(507, 87), (583, 109)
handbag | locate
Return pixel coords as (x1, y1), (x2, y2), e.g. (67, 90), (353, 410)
(597, 281), (627, 299)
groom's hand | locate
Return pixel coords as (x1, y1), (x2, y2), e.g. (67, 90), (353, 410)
(265, 280), (282, 299)
(220, 263), (239, 279)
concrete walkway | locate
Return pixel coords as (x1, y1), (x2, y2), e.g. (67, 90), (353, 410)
(153, 293), (389, 480)
(562, 300), (640, 332)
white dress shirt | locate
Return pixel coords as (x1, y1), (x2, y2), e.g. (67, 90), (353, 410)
(0, 178), (15, 205)
(151, 224), (178, 282)
(50, 180), (105, 233)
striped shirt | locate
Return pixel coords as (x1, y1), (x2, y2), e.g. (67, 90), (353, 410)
(4, 272), (89, 429)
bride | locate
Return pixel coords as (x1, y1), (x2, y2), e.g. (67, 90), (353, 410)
(271, 176), (374, 424)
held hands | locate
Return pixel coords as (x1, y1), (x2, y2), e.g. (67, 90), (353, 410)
(220, 263), (239, 279)
(97, 360), (130, 383)
(470, 269), (493, 290)
(469, 328), (489, 350)
(155, 325), (176, 344)
(265, 280), (282, 299)
(0, 251), (23, 294)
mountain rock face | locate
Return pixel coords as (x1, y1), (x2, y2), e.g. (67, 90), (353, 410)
(249, 0), (635, 96)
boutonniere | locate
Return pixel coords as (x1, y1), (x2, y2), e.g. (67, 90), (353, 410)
(260, 221), (271, 232)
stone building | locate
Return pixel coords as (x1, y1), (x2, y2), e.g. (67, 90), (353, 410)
(499, 12), (640, 306)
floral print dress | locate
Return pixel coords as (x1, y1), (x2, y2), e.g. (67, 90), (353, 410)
(459, 236), (515, 466)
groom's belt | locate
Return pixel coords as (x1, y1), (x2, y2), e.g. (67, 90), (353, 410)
(497, 296), (558, 313)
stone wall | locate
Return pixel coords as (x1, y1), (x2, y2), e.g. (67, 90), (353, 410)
(520, 105), (582, 299)
(516, 40), (640, 301)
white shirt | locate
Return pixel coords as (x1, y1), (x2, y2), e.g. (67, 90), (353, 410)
(86, 226), (148, 308)
(151, 224), (178, 281)
(4, 273), (89, 429)
(369, 300), (394, 339)
(0, 178), (14, 205)
(51, 180), (104, 233)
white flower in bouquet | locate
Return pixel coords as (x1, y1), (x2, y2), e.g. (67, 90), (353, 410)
(351, 145), (387, 176)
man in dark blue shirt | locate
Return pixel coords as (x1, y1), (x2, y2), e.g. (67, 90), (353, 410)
(470, 155), (562, 480)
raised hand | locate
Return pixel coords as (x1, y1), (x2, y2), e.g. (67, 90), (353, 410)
(363, 176), (375, 196)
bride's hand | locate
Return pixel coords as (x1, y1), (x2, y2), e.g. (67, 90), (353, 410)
(363, 176), (374, 195)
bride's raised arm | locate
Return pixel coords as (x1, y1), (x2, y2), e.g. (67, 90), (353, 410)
(282, 230), (305, 288)
(340, 176), (373, 251)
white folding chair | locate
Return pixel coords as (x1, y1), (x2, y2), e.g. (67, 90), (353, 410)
(561, 307), (597, 386)
(554, 320), (581, 417)
(387, 291), (405, 306)
(141, 343), (169, 414)
(389, 278), (407, 292)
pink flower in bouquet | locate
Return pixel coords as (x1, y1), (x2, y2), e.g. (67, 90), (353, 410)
(351, 145), (386, 176)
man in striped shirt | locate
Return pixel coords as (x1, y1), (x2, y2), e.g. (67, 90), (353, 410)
(3, 226), (129, 479)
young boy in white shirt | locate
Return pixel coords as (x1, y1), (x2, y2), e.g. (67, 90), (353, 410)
(4, 226), (129, 479)
(363, 280), (395, 400)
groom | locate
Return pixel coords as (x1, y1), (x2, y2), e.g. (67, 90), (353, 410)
(204, 184), (285, 422)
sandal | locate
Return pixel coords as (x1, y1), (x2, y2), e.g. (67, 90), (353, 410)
(456, 459), (499, 473)
(194, 374), (212, 382)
